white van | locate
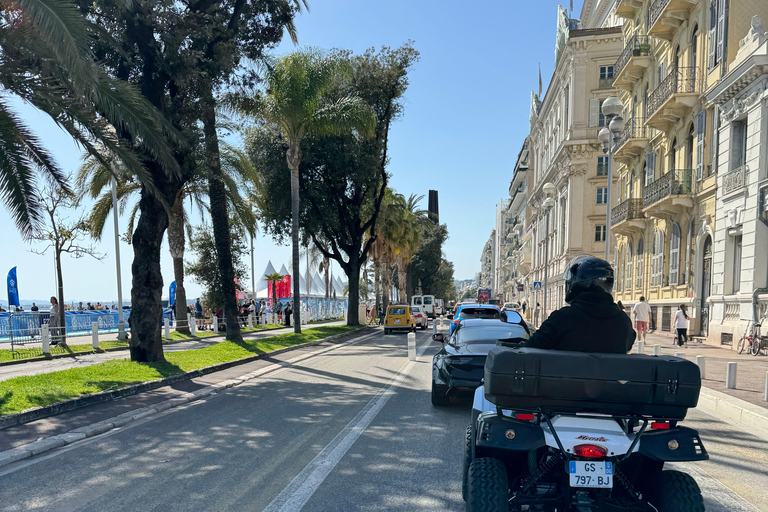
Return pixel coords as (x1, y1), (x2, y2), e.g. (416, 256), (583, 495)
(412, 295), (435, 318)
(434, 299), (444, 316)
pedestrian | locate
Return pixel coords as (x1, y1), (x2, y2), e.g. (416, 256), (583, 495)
(675, 304), (689, 347)
(48, 296), (64, 347)
(276, 300), (283, 323)
(378, 304), (385, 325)
(632, 296), (651, 342)
(77, 302), (84, 312)
(284, 301), (292, 327)
(31, 303), (39, 312)
(534, 302), (541, 327)
(521, 301), (527, 315)
(195, 298), (204, 330)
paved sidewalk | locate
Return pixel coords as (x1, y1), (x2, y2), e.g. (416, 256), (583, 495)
(0, 321), (345, 382)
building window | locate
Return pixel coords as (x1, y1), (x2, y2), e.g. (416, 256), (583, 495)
(595, 225), (606, 242)
(733, 235), (742, 293)
(596, 187), (608, 204)
(636, 238), (644, 289)
(652, 230), (664, 286)
(625, 242), (633, 291)
(599, 65), (614, 80)
(646, 152), (656, 185)
(597, 156), (608, 176)
(670, 223), (681, 285)
(731, 119), (747, 169)
(709, 0), (729, 69)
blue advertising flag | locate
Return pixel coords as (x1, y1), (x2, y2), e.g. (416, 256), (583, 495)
(169, 281), (177, 307)
(7, 267), (19, 307)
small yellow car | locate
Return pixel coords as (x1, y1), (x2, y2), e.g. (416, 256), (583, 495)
(384, 304), (416, 334)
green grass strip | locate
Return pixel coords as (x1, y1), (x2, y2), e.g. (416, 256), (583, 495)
(0, 325), (360, 415)
(0, 341), (130, 363)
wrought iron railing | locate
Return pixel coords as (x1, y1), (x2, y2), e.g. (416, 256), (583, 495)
(611, 198), (644, 226)
(723, 165), (746, 194)
(643, 169), (693, 206)
(615, 117), (648, 151)
(614, 35), (652, 77)
(648, 0), (670, 29)
(647, 67), (700, 118)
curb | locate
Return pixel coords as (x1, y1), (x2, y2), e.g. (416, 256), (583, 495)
(0, 326), (368, 431)
(698, 386), (768, 441)
(0, 327), (377, 469)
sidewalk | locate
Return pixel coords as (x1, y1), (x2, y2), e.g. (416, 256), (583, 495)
(0, 321), (345, 383)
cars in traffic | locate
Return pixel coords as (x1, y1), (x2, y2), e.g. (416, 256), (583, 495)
(501, 302), (520, 312)
(383, 304), (416, 334)
(410, 306), (428, 330)
(434, 298), (444, 316)
(431, 315), (528, 406)
(449, 303), (500, 335)
(411, 295), (436, 318)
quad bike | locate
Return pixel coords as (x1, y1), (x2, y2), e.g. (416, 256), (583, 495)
(463, 347), (708, 512)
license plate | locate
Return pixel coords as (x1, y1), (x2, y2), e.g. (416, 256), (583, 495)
(394, 319), (400, 324)
(569, 461), (613, 488)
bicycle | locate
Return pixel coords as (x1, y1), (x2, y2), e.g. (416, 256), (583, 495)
(737, 322), (763, 356)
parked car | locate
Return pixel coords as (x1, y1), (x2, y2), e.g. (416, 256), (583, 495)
(501, 302), (520, 312)
(431, 316), (528, 406)
(448, 301), (468, 320)
(434, 299), (444, 316)
(384, 305), (416, 334)
(450, 303), (501, 335)
(411, 295), (435, 318)
(411, 306), (428, 330)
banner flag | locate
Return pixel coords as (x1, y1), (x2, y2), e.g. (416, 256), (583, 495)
(7, 267), (19, 307)
(169, 281), (176, 307)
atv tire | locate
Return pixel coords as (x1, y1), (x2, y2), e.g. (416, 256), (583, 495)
(466, 457), (508, 512)
(431, 382), (450, 406)
(644, 470), (704, 512)
(462, 424), (473, 501)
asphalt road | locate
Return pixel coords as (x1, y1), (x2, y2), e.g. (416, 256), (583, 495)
(0, 326), (766, 511)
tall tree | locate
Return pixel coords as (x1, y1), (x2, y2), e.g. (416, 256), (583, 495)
(232, 48), (376, 333)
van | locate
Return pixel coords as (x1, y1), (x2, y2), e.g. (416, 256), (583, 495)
(411, 295), (435, 318)
(434, 299), (444, 316)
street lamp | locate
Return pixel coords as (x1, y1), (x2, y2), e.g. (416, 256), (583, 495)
(111, 178), (127, 340)
(598, 96), (625, 262)
(541, 182), (556, 322)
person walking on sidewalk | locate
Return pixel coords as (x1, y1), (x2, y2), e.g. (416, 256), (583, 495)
(284, 301), (293, 327)
(675, 304), (689, 347)
(632, 296), (651, 342)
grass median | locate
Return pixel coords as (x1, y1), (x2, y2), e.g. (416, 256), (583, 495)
(0, 325), (361, 416)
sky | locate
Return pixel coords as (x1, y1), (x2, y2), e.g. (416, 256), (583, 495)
(0, 0), (584, 306)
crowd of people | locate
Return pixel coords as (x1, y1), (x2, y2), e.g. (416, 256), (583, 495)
(190, 298), (295, 331)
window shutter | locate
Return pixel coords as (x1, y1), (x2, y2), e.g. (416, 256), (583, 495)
(696, 110), (706, 180)
(716, 0), (726, 63)
(646, 151), (655, 185)
(589, 98), (599, 127)
(708, 0), (717, 69)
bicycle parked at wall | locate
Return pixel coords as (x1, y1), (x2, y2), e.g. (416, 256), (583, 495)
(737, 321), (766, 356)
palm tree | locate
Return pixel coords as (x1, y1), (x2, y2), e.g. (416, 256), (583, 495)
(0, 0), (179, 237)
(230, 48), (377, 333)
(77, 143), (258, 334)
(265, 272), (285, 312)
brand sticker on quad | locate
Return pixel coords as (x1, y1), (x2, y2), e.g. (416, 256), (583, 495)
(576, 435), (609, 442)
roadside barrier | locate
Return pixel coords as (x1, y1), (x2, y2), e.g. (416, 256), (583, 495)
(636, 341), (644, 354)
(696, 355), (706, 379)
(653, 344), (661, 356)
(726, 362), (737, 389)
(407, 332), (416, 361)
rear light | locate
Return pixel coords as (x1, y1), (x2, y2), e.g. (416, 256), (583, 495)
(573, 444), (608, 459)
(452, 319), (460, 324)
(515, 413), (535, 421)
(651, 422), (670, 430)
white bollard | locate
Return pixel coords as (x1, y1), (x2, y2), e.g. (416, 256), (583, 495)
(696, 355), (706, 379)
(248, 314), (253, 329)
(212, 315), (218, 333)
(653, 344), (661, 356)
(432, 321), (437, 335)
(189, 314), (197, 336)
(407, 332), (416, 361)
(92, 321), (99, 350)
(674, 352), (685, 358)
(726, 362), (737, 389)
(41, 325), (50, 355)
(164, 317), (171, 340)
(636, 341), (645, 354)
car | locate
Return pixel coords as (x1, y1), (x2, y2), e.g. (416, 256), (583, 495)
(411, 295), (436, 318)
(501, 302), (520, 312)
(383, 304), (416, 334)
(411, 306), (428, 330)
(430, 314), (528, 406)
(434, 299), (444, 316)
(449, 303), (501, 335)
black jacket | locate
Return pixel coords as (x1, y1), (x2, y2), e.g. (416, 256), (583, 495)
(520, 292), (635, 354)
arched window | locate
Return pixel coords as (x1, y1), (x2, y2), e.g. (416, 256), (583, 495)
(670, 223), (681, 285)
(626, 242), (633, 291)
(691, 25), (699, 69)
(670, 138), (677, 172)
(653, 230), (665, 286)
(636, 238), (644, 289)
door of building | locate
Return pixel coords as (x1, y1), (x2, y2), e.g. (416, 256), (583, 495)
(700, 236), (712, 336)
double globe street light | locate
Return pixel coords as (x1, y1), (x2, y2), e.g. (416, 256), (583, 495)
(597, 96), (625, 263)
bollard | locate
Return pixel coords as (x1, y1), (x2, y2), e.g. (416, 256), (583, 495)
(189, 314), (197, 336)
(726, 362), (737, 389)
(41, 325), (50, 355)
(92, 321), (99, 350)
(432, 321), (437, 335)
(407, 332), (416, 361)
(696, 355), (706, 379)
(674, 352), (685, 358)
(164, 317), (171, 340)
(248, 314), (253, 329)
(212, 315), (218, 333)
(636, 341), (644, 354)
(653, 344), (661, 356)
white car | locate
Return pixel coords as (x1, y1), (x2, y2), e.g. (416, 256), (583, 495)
(410, 306), (428, 330)
(434, 299), (444, 316)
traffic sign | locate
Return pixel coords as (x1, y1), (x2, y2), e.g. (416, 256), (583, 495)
(533, 282), (542, 290)
(517, 284), (524, 291)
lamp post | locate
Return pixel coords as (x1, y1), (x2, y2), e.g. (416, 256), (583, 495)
(598, 96), (625, 263)
(111, 178), (127, 340)
(541, 182), (556, 321)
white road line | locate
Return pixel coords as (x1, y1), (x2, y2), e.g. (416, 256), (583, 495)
(262, 335), (434, 512)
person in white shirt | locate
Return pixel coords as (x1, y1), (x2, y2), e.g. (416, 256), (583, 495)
(632, 296), (652, 342)
(674, 304), (689, 347)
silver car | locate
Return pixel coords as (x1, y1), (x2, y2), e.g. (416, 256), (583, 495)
(410, 306), (428, 330)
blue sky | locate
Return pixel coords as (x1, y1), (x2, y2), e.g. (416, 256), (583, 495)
(0, 0), (583, 305)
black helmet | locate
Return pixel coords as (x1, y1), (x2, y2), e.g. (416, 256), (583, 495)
(564, 256), (614, 303)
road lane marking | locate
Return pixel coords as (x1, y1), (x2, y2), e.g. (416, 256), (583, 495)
(262, 335), (434, 512)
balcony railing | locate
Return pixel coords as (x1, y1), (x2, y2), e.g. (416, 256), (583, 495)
(647, 67), (700, 118)
(723, 165), (747, 194)
(615, 117), (648, 151)
(643, 169), (693, 206)
(648, 0), (670, 29)
(614, 35), (652, 77)
(611, 198), (644, 226)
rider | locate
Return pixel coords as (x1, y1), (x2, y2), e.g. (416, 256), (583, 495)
(520, 256), (635, 354)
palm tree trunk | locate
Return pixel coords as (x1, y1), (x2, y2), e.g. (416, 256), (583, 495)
(398, 259), (407, 305)
(374, 259), (381, 306)
(168, 196), (189, 335)
(287, 139), (302, 333)
(202, 99), (241, 343)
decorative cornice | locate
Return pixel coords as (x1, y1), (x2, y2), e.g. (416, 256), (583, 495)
(720, 81), (767, 122)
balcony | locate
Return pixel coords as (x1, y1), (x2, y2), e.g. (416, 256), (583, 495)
(646, 67), (700, 130)
(611, 198), (645, 234)
(648, 0), (697, 41)
(615, 0), (644, 19)
(642, 168), (694, 217)
(722, 165), (747, 195)
(614, 117), (651, 164)
(613, 35), (652, 91)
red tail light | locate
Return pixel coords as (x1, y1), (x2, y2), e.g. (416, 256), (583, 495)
(452, 319), (460, 324)
(651, 422), (670, 429)
(515, 413), (535, 421)
(573, 444), (608, 459)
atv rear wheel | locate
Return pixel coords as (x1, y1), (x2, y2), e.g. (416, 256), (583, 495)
(644, 470), (704, 512)
(466, 457), (508, 512)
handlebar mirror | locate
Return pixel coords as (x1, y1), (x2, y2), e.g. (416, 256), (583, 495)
(432, 333), (445, 343)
